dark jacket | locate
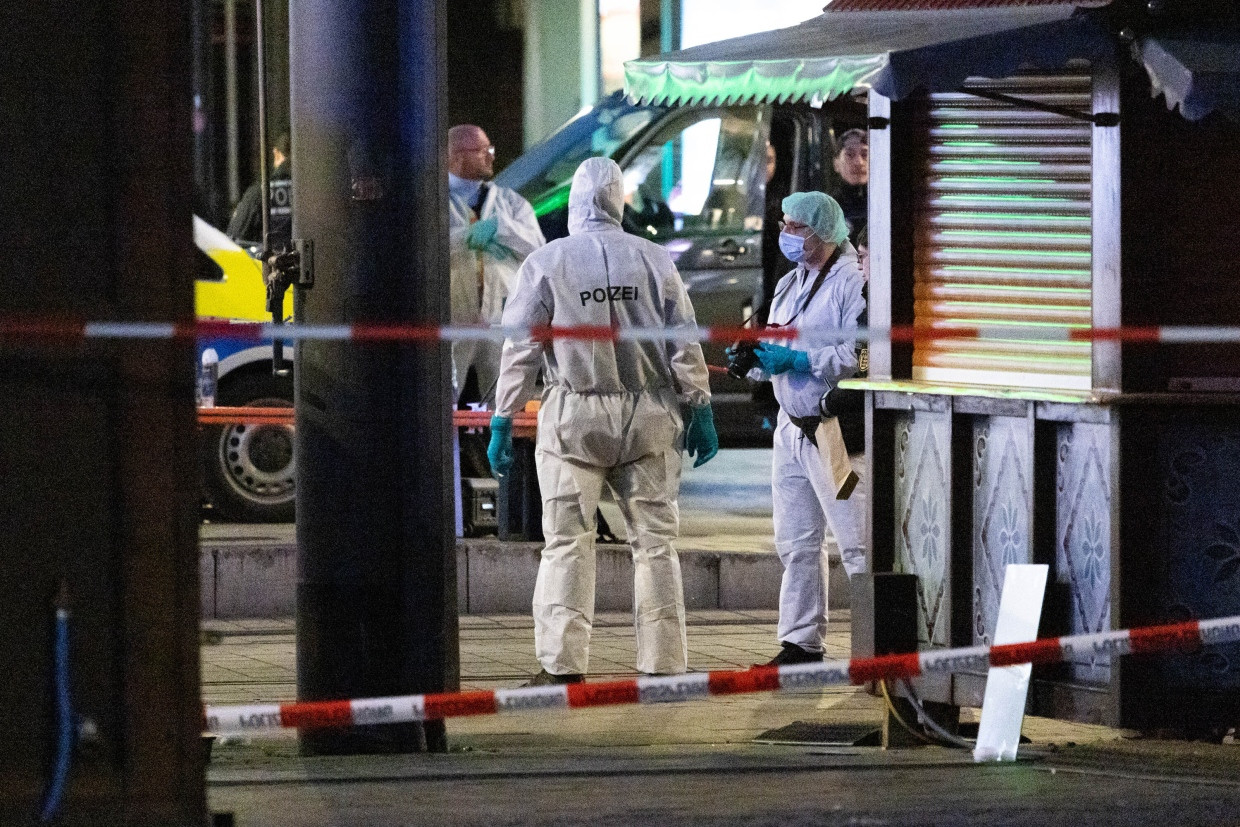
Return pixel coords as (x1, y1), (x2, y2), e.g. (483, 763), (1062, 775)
(830, 182), (867, 246)
(227, 161), (292, 247)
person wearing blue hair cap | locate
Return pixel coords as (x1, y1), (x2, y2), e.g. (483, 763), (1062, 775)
(728, 190), (868, 665)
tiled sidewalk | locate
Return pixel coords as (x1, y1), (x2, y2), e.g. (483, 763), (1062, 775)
(203, 608), (1134, 757)
(201, 609), (852, 704)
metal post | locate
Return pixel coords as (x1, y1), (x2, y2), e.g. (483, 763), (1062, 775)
(291, 0), (456, 755)
(255, 0), (270, 247)
(659, 0), (680, 52)
(224, 0), (241, 207)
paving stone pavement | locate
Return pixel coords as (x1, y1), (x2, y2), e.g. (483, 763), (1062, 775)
(202, 611), (1240, 826)
(202, 610), (1121, 747)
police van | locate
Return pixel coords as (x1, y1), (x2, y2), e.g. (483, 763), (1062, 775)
(194, 217), (295, 522)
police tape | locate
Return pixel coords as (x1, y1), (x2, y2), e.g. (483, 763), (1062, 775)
(203, 614), (1240, 735)
(196, 406), (541, 430)
(6, 317), (1240, 346)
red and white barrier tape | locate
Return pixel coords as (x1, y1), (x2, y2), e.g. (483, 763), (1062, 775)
(203, 614), (1240, 735)
(6, 318), (1240, 346)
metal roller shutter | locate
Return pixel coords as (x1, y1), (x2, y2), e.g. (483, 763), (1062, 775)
(912, 72), (1093, 391)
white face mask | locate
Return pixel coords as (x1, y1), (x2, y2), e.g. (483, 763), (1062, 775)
(779, 230), (807, 263)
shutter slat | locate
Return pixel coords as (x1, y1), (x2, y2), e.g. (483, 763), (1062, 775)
(915, 283), (1091, 305)
(923, 194), (1091, 214)
(930, 126), (1093, 141)
(922, 249), (1092, 268)
(929, 161), (1092, 178)
(914, 301), (1092, 325)
(923, 230), (1092, 251)
(919, 265), (1090, 287)
(926, 214), (1091, 232)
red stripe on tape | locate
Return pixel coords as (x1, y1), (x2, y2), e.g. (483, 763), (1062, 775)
(988, 637), (1063, 668)
(709, 326), (798, 343)
(0, 318), (85, 340)
(1072, 325), (1159, 343)
(889, 325), (917, 344)
(527, 324), (619, 342)
(566, 679), (640, 708)
(193, 319), (265, 341)
(1129, 620), (1201, 655)
(423, 690), (498, 719)
(708, 666), (780, 696)
(889, 325), (981, 343)
(352, 323), (440, 342)
(849, 652), (921, 684)
(279, 700), (353, 730)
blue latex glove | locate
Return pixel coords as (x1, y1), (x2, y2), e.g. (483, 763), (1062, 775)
(487, 415), (514, 478)
(684, 404), (719, 468)
(466, 216), (499, 251)
(754, 342), (811, 376)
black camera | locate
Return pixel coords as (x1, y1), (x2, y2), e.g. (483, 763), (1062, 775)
(726, 340), (761, 379)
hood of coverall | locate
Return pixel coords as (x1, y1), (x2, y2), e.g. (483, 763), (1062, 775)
(568, 157), (624, 236)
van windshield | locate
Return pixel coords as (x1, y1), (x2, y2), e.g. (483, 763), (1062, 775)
(494, 91), (661, 217)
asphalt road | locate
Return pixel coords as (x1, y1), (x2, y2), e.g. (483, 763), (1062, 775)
(207, 741), (1240, 827)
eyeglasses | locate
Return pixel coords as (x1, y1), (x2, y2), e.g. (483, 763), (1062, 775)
(468, 145), (496, 157)
(778, 220), (812, 237)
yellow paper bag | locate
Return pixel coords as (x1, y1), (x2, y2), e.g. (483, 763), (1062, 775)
(815, 416), (859, 500)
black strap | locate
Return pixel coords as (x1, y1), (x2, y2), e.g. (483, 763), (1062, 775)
(471, 182), (490, 215)
(788, 414), (822, 447)
(773, 245), (844, 326)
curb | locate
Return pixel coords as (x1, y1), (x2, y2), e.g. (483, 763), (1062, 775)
(199, 536), (851, 619)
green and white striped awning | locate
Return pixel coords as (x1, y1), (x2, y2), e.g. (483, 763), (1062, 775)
(623, 6), (1098, 107)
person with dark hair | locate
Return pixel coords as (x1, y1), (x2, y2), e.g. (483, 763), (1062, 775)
(828, 128), (868, 245)
(227, 132), (292, 248)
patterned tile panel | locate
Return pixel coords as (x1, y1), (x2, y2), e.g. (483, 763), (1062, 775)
(973, 416), (1034, 647)
(1153, 416), (1240, 690)
(1056, 421), (1113, 685)
(894, 409), (952, 648)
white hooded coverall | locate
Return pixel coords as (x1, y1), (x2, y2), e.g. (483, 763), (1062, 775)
(494, 157), (712, 676)
(449, 178), (546, 402)
(754, 247), (868, 653)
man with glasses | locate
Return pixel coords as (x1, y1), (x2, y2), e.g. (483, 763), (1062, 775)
(448, 125), (546, 480)
(730, 191), (868, 665)
(448, 124), (546, 412)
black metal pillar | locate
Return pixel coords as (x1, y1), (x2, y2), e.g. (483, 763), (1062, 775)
(290, 0), (457, 754)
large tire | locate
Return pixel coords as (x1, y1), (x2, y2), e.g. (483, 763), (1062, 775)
(203, 369), (296, 523)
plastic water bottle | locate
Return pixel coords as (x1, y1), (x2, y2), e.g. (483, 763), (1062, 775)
(199, 348), (218, 408)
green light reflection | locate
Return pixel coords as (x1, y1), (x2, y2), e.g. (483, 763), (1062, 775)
(941, 211), (1090, 222)
(940, 318), (1090, 328)
(942, 247), (1091, 259)
(941, 300), (1090, 312)
(929, 283), (1089, 295)
(930, 352), (1092, 367)
(939, 159), (1041, 167)
(942, 176), (1057, 185)
(942, 264), (1091, 276)
(939, 194), (1075, 203)
(941, 229), (1090, 241)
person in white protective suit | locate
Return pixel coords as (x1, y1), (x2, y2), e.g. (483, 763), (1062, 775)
(448, 124), (546, 404)
(730, 190), (868, 665)
(487, 157), (720, 685)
